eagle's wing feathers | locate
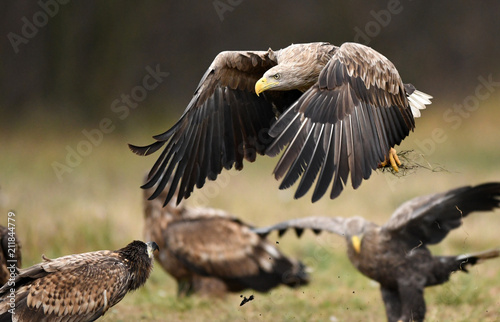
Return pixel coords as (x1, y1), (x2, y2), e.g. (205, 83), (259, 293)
(268, 42), (421, 202)
(5, 251), (129, 320)
(252, 216), (350, 238)
(0, 241), (155, 321)
(165, 217), (276, 277)
(382, 182), (500, 244)
(163, 216), (309, 292)
(130, 51), (300, 206)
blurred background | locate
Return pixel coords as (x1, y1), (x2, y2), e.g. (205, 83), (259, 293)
(1, 1), (500, 321)
(2, 1), (500, 125)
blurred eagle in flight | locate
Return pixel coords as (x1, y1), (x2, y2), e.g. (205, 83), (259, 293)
(130, 42), (432, 205)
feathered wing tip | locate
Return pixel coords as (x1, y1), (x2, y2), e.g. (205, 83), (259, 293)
(456, 248), (500, 271)
(266, 106), (302, 158)
(128, 141), (166, 156)
(252, 217), (347, 240)
(407, 88), (432, 118)
(254, 226), (322, 239)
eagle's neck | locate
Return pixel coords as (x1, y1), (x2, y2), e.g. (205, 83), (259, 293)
(117, 242), (154, 290)
(277, 43), (336, 91)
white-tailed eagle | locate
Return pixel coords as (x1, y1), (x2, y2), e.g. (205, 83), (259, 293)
(130, 42), (432, 205)
(253, 183), (500, 322)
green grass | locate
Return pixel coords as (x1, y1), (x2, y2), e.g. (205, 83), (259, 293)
(2, 96), (500, 321)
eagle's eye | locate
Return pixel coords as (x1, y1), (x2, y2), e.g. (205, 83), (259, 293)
(273, 73), (281, 80)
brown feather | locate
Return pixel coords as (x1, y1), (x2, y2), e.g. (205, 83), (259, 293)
(143, 177), (309, 297)
(0, 240), (157, 321)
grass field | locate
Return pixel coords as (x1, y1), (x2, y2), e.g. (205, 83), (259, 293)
(2, 95), (500, 321)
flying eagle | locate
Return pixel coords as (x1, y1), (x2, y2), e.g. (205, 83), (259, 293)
(253, 183), (500, 322)
(143, 179), (309, 296)
(0, 240), (158, 322)
(0, 225), (22, 286)
(130, 42), (432, 206)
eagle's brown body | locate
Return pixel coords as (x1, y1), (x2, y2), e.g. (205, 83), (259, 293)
(0, 225), (22, 286)
(0, 240), (158, 322)
(130, 42), (432, 206)
(254, 183), (500, 322)
(143, 181), (309, 296)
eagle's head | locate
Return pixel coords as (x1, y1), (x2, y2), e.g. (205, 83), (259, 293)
(255, 64), (313, 94)
(344, 216), (373, 255)
(146, 241), (159, 258)
(119, 240), (159, 290)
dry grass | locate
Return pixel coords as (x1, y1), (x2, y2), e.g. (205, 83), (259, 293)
(1, 95), (500, 321)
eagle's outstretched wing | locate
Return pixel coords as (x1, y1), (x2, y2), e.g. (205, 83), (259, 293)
(130, 50), (301, 205)
(267, 42), (431, 202)
(252, 216), (354, 238)
(382, 182), (500, 244)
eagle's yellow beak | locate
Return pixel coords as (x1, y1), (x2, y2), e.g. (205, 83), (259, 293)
(351, 235), (362, 254)
(255, 77), (279, 96)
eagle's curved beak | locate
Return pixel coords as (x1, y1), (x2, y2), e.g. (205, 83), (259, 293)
(255, 77), (279, 96)
(146, 241), (159, 258)
(351, 235), (362, 254)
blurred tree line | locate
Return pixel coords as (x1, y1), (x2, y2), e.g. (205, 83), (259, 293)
(1, 1), (499, 129)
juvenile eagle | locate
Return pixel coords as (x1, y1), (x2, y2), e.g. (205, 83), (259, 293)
(253, 183), (500, 322)
(0, 240), (158, 322)
(143, 179), (309, 297)
(0, 225), (22, 286)
(130, 42), (432, 205)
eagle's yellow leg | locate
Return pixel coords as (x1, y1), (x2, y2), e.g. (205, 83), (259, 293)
(379, 148), (401, 172)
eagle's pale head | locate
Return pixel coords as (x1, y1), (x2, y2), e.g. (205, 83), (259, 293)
(146, 241), (159, 258)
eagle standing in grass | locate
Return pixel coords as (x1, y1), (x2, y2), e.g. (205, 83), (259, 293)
(0, 240), (158, 322)
(253, 183), (500, 322)
(143, 178), (309, 297)
(0, 225), (22, 286)
(130, 42), (432, 205)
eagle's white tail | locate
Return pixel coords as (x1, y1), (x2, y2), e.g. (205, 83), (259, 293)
(408, 89), (433, 118)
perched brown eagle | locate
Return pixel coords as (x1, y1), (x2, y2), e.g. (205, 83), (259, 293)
(0, 225), (22, 286)
(143, 179), (309, 297)
(130, 42), (432, 205)
(0, 240), (158, 322)
(253, 183), (500, 322)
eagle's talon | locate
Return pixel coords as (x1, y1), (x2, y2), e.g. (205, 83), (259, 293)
(380, 148), (401, 172)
